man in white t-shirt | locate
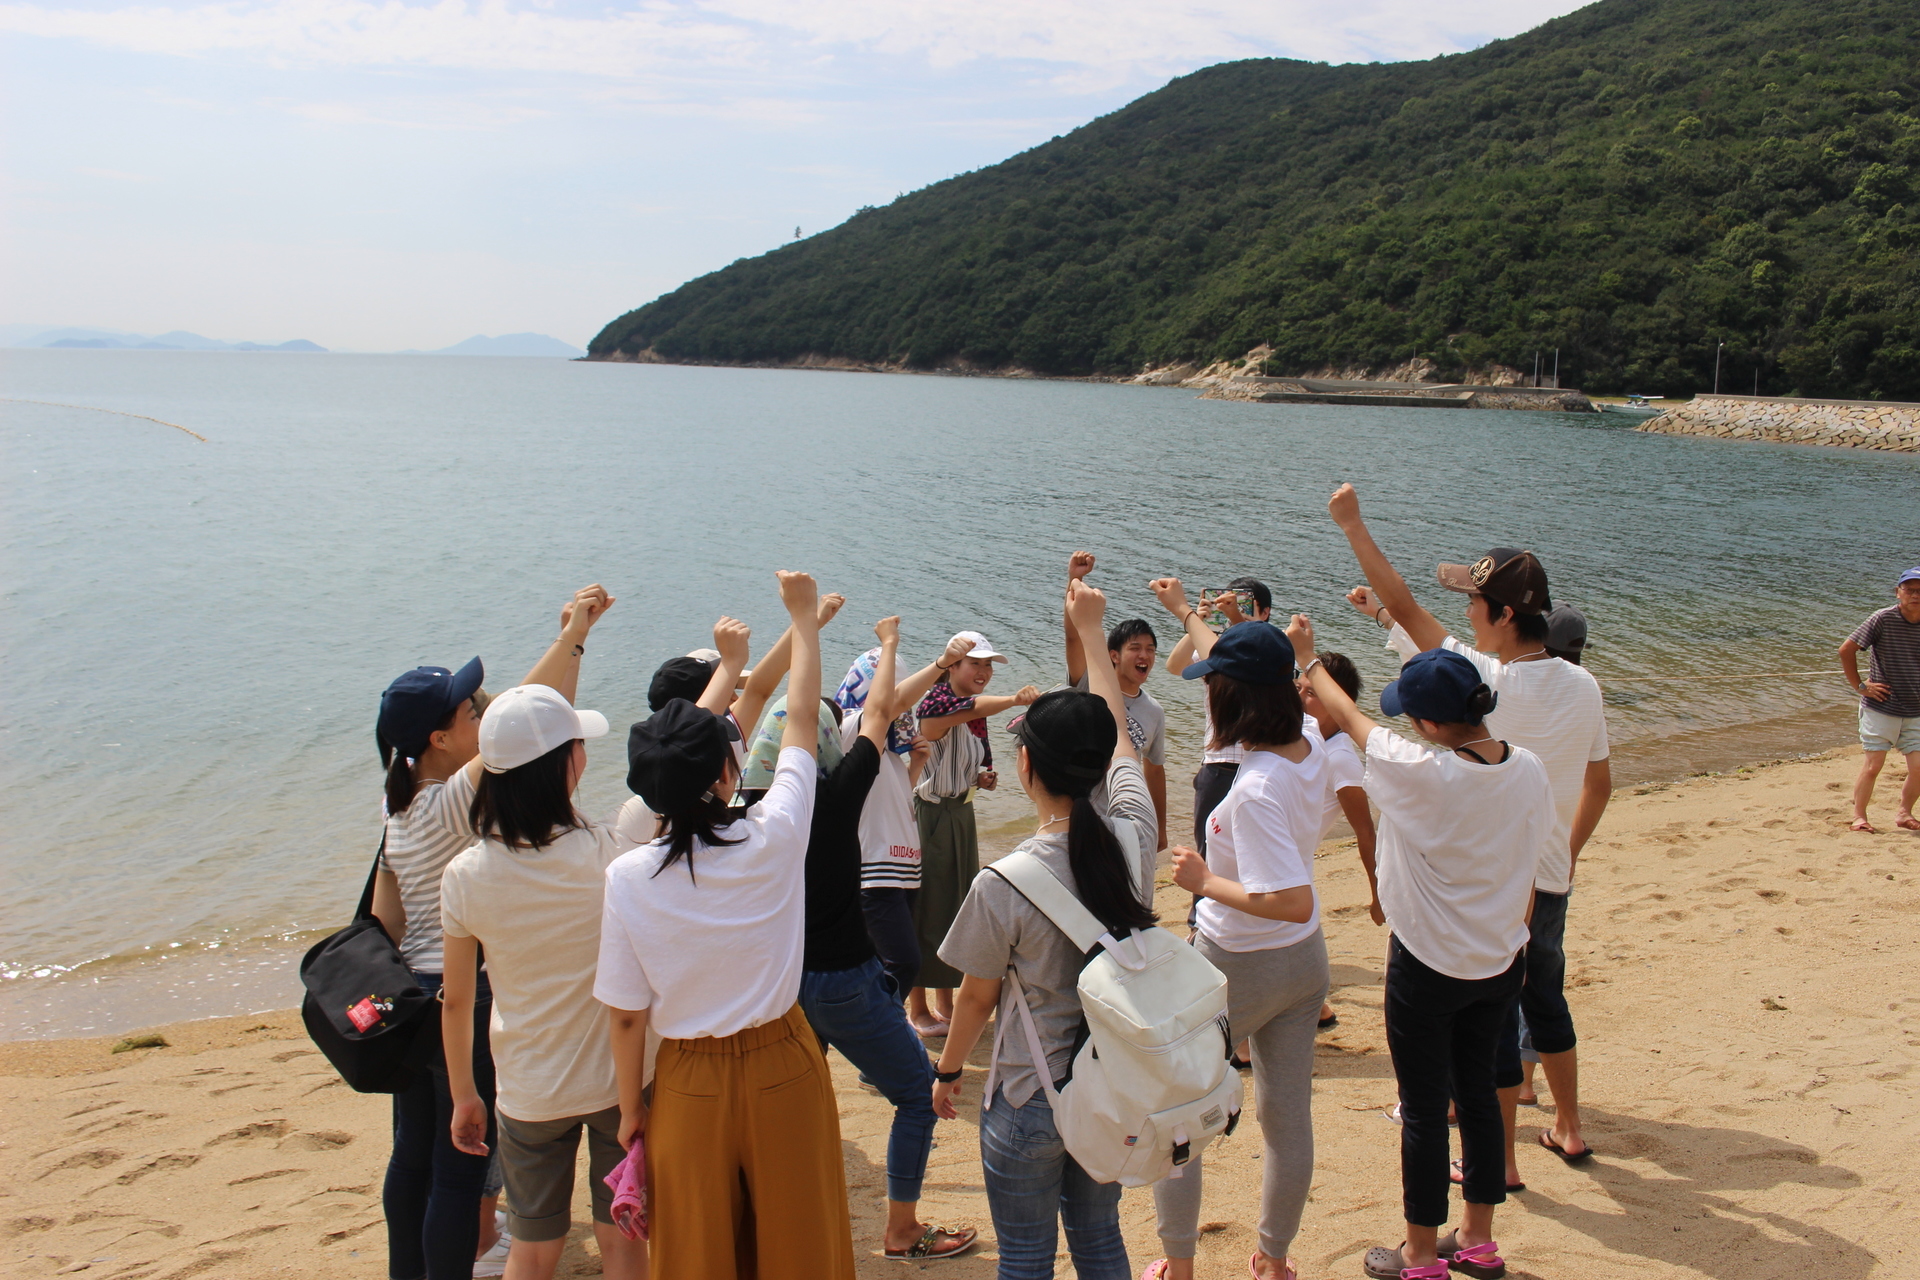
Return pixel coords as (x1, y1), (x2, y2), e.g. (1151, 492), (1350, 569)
(1328, 482), (1610, 1180)
(1064, 550), (1171, 849)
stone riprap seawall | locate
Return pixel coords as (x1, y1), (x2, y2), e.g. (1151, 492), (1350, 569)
(1639, 394), (1920, 452)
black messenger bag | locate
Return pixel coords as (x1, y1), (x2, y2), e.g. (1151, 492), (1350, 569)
(300, 834), (439, 1093)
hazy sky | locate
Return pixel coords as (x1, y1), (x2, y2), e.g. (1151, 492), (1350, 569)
(2, 1), (1588, 350)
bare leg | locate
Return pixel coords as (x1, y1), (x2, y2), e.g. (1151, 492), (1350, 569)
(1539, 1048), (1586, 1156)
(1456, 1200), (1496, 1249)
(1517, 1060), (1539, 1105)
(595, 1221), (649, 1279)
(503, 1237), (564, 1280)
(1852, 750), (1888, 831)
(1496, 1085), (1524, 1185)
(478, 1194), (500, 1255)
(1897, 751), (1920, 829)
(1403, 1224), (1440, 1270)
(930, 987), (955, 1022)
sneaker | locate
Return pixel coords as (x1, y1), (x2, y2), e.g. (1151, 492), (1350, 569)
(472, 1231), (511, 1278)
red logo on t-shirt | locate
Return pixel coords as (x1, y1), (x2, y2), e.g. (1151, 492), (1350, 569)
(1210, 817), (1223, 836)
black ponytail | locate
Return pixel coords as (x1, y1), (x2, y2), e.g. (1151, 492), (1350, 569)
(652, 761), (746, 883)
(1065, 794), (1158, 935)
(1022, 725), (1158, 935)
(1461, 684), (1498, 726)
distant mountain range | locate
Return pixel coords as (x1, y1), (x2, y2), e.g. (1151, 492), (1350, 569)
(1, 326), (325, 352)
(1, 326), (584, 358)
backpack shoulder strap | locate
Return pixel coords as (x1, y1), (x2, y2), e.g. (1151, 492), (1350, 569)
(988, 850), (1107, 954)
(354, 830), (389, 921)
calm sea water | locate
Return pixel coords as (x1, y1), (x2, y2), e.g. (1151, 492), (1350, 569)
(2, 350), (1912, 1036)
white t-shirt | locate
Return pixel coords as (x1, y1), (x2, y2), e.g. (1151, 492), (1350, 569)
(1364, 726), (1550, 980)
(1316, 727), (1366, 842)
(1387, 628), (1609, 893)
(596, 746), (817, 1040)
(1200, 703), (1248, 766)
(1194, 742), (1329, 952)
(380, 769), (478, 974)
(439, 797), (654, 1122)
(841, 711), (920, 890)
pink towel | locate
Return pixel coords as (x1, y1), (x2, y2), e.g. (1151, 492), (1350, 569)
(603, 1140), (647, 1241)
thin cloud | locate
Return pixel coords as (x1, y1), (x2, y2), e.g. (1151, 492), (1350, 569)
(1, 0), (1592, 82)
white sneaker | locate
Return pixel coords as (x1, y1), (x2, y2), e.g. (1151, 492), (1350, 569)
(472, 1231), (511, 1278)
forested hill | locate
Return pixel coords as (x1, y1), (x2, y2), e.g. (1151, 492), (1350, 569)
(588, 0), (1919, 399)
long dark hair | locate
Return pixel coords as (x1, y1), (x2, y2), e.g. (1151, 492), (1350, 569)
(1022, 743), (1157, 936)
(651, 759), (745, 883)
(1207, 671), (1304, 750)
(469, 739), (582, 850)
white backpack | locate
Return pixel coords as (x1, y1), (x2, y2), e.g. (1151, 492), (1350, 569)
(984, 850), (1244, 1187)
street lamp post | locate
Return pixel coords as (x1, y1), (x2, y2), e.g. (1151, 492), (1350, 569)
(1713, 339), (1724, 394)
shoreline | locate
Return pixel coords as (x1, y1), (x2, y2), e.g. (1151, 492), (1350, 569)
(5, 744), (1914, 1279)
(0, 708), (1865, 1043)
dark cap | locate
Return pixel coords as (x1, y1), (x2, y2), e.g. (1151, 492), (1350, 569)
(1435, 547), (1551, 615)
(1008, 689), (1116, 783)
(377, 657), (484, 765)
(1179, 621), (1295, 686)
(627, 699), (734, 814)
(1380, 649), (1497, 723)
(1544, 603), (1588, 656)
(648, 656), (714, 712)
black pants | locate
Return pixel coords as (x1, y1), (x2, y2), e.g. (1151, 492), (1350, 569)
(1384, 937), (1523, 1227)
(1190, 762), (1240, 926)
(384, 971), (496, 1280)
(861, 887), (920, 993)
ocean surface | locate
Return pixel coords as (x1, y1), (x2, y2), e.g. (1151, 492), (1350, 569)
(3, 350), (1912, 1038)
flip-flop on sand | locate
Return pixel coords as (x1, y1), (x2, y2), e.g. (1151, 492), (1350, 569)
(1539, 1129), (1595, 1163)
(1896, 813), (1920, 831)
(1850, 817), (1877, 832)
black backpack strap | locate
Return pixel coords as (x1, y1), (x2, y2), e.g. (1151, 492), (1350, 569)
(354, 829), (390, 921)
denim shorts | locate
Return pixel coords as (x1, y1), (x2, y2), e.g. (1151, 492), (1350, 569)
(1859, 705), (1920, 754)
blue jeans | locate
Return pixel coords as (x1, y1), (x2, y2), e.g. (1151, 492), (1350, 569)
(1495, 889), (1575, 1088)
(384, 971), (495, 1280)
(799, 957), (936, 1203)
(979, 1089), (1129, 1280)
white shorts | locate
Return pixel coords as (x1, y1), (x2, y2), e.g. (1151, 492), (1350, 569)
(1859, 705), (1920, 755)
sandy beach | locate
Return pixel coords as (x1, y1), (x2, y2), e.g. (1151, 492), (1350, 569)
(5, 745), (1915, 1280)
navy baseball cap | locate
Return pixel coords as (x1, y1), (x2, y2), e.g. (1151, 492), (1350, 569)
(1180, 621), (1295, 686)
(1380, 649), (1497, 723)
(377, 657), (484, 765)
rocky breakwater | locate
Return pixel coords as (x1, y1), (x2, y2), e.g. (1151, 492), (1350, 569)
(1639, 394), (1920, 452)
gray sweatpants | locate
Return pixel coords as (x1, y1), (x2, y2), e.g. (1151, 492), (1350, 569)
(1153, 927), (1329, 1261)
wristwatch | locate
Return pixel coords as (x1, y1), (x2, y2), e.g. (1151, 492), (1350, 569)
(934, 1066), (963, 1084)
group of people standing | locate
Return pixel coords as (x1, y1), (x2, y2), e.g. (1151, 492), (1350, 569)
(363, 479), (1645, 1280)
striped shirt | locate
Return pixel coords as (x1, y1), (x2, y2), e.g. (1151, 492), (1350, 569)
(914, 714), (987, 801)
(1850, 606), (1920, 718)
(379, 769), (478, 974)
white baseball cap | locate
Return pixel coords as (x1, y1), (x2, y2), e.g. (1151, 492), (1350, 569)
(951, 630), (1008, 663)
(479, 684), (610, 773)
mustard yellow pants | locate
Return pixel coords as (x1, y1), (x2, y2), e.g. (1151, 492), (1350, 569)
(646, 1004), (855, 1279)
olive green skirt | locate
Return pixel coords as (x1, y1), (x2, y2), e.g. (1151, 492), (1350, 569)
(911, 794), (978, 990)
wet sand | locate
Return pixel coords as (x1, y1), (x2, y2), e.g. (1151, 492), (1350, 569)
(5, 745), (1916, 1279)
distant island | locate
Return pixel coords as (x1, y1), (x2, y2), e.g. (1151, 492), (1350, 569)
(415, 333), (586, 358)
(10, 328), (326, 352)
(587, 0), (1919, 401)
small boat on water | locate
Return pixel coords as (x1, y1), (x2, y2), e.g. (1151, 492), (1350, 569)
(1599, 394), (1665, 416)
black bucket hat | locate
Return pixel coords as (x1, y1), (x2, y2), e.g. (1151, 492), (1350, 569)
(627, 699), (739, 814)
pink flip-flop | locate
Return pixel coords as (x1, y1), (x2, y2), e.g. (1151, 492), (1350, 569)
(1249, 1253), (1298, 1280)
(1139, 1263), (1169, 1280)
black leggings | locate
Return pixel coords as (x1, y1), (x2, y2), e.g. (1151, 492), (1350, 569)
(861, 887), (920, 993)
(384, 972), (496, 1280)
(1384, 937), (1523, 1227)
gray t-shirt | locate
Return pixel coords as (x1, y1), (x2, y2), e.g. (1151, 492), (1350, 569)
(938, 755), (1159, 1110)
(1070, 675), (1166, 765)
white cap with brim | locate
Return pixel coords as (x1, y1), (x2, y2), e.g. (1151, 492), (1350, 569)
(479, 684), (610, 773)
(952, 630), (1009, 663)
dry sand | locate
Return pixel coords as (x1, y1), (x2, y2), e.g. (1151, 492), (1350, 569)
(5, 746), (1916, 1280)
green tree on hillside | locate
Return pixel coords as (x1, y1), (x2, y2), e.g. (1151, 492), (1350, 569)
(589, 0), (1920, 399)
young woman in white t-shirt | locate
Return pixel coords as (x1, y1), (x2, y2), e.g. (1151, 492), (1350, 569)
(1293, 616), (1552, 1280)
(1297, 650), (1382, 1030)
(597, 572), (858, 1279)
(1147, 621), (1331, 1280)
(369, 584), (611, 1280)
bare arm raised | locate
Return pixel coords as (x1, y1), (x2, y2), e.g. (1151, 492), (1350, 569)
(777, 572), (821, 756)
(1327, 484), (1449, 653)
(1151, 576), (1217, 673)
(733, 591), (844, 740)
(1069, 580), (1135, 763)
(861, 617), (902, 749)
(1064, 550), (1096, 686)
